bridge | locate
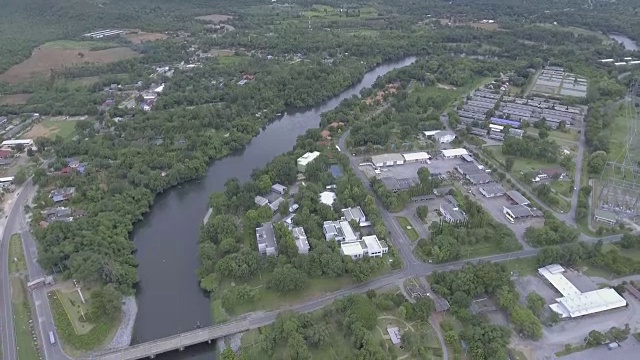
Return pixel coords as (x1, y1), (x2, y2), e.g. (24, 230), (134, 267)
(97, 318), (257, 360)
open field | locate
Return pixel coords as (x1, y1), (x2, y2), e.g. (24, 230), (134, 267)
(501, 257), (539, 277)
(534, 23), (611, 43)
(9, 234), (27, 274)
(486, 145), (559, 172)
(0, 45), (140, 84)
(57, 288), (95, 335)
(40, 40), (120, 51)
(396, 216), (420, 241)
(195, 14), (233, 23)
(123, 31), (168, 44)
(438, 19), (500, 31)
(12, 278), (40, 360)
(22, 120), (78, 140)
(0, 93), (32, 105)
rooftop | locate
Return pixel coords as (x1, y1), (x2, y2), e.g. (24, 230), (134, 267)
(341, 241), (364, 256)
(402, 152), (430, 162)
(362, 235), (385, 254)
(505, 204), (541, 218)
(506, 190), (529, 205)
(423, 130), (441, 136)
(342, 206), (366, 222)
(479, 184), (505, 196)
(292, 227), (309, 254)
(434, 130), (455, 140)
(441, 203), (467, 222)
(256, 222), (277, 250)
(441, 148), (468, 157)
(319, 191), (336, 206)
(371, 153), (404, 164)
(466, 173), (493, 184)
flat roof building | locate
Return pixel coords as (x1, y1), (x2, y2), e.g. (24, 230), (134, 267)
(503, 205), (543, 220)
(255, 195), (269, 207)
(423, 130), (441, 137)
(467, 173), (493, 184)
(402, 152), (430, 163)
(2, 139), (33, 148)
(538, 264), (626, 318)
(271, 183), (287, 194)
(361, 235), (388, 258)
(440, 203), (467, 223)
(292, 227), (310, 254)
(372, 153), (405, 167)
(340, 241), (364, 259)
(380, 177), (416, 192)
(297, 151), (320, 172)
(456, 163), (485, 175)
(441, 148), (469, 158)
(256, 222), (278, 256)
(387, 327), (402, 345)
(594, 208), (617, 226)
(479, 184), (505, 198)
(434, 131), (456, 144)
(342, 206), (369, 226)
(323, 220), (357, 243)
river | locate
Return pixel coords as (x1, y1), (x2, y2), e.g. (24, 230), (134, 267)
(129, 56), (417, 358)
(609, 34), (639, 51)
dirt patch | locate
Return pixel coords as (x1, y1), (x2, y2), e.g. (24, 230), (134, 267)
(439, 19), (501, 31)
(123, 32), (169, 44)
(437, 83), (457, 90)
(0, 47), (141, 84)
(195, 14), (233, 23)
(0, 93), (31, 105)
(23, 123), (59, 138)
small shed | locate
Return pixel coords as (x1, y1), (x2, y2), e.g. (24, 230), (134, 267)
(387, 327), (402, 345)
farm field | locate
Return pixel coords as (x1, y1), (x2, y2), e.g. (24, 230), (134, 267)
(0, 42), (140, 84)
(0, 93), (32, 105)
(123, 31), (168, 44)
(22, 120), (79, 140)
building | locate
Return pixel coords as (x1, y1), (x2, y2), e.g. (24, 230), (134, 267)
(594, 208), (617, 225)
(479, 184), (505, 198)
(342, 206), (369, 226)
(50, 187), (75, 202)
(371, 153), (405, 167)
(0, 149), (12, 159)
(380, 177), (417, 192)
(297, 151), (320, 172)
(462, 154), (474, 162)
(491, 117), (520, 128)
(271, 183), (287, 195)
(0, 176), (14, 188)
(361, 235), (388, 257)
(538, 264), (626, 318)
(445, 195), (459, 207)
(323, 220), (358, 243)
(503, 205), (543, 221)
(1, 139), (33, 148)
(402, 152), (430, 163)
(41, 207), (73, 223)
(269, 197), (285, 213)
(440, 203), (467, 223)
(340, 241), (365, 259)
(255, 195), (269, 207)
(282, 213), (296, 228)
(540, 167), (568, 180)
(455, 163), (485, 176)
(441, 148), (469, 158)
(319, 191), (336, 206)
(506, 190), (530, 205)
(434, 130), (456, 144)
(467, 173), (493, 185)
(508, 128), (524, 138)
(256, 222), (278, 256)
(423, 130), (441, 137)
(292, 227), (310, 254)
(387, 327), (402, 345)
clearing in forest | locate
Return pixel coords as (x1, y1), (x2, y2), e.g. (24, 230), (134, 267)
(0, 42), (140, 84)
(23, 120), (78, 140)
(0, 93), (31, 105)
(195, 14), (233, 23)
(123, 32), (169, 44)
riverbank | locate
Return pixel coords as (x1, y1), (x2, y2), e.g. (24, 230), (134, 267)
(106, 296), (137, 350)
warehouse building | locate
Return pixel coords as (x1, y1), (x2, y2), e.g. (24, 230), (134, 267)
(479, 184), (505, 198)
(297, 151), (320, 172)
(506, 190), (530, 205)
(372, 153), (405, 167)
(538, 264), (626, 318)
(503, 204), (543, 221)
(402, 152), (431, 163)
(440, 203), (467, 224)
(434, 131), (456, 144)
(467, 173), (493, 185)
(441, 148), (469, 159)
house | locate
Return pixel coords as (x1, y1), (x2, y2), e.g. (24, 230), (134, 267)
(269, 197), (285, 212)
(50, 187), (75, 202)
(434, 130), (456, 144)
(297, 151), (320, 172)
(0, 177), (14, 188)
(439, 203), (467, 223)
(255, 195), (269, 207)
(342, 206), (369, 226)
(540, 167), (568, 180)
(256, 222), (278, 256)
(387, 327), (402, 345)
(271, 183), (287, 195)
(41, 207), (73, 223)
(323, 220), (357, 243)
(292, 227), (310, 254)
(67, 159), (80, 168)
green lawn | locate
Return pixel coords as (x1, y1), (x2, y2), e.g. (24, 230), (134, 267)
(41, 40), (120, 50)
(57, 289), (95, 335)
(11, 278), (40, 360)
(525, 128), (580, 143)
(608, 104), (633, 164)
(460, 243), (518, 259)
(395, 216), (420, 241)
(41, 120), (78, 140)
(534, 23), (611, 43)
(8, 234), (26, 274)
(550, 180), (572, 197)
(501, 257), (539, 277)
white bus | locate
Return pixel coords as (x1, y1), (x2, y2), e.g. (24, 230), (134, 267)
(49, 331), (56, 345)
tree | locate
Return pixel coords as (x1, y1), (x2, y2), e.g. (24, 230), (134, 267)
(257, 174), (272, 194)
(589, 151), (608, 174)
(416, 205), (429, 220)
(526, 292), (546, 316)
(585, 330), (607, 346)
(90, 284), (122, 320)
(538, 128), (549, 139)
(412, 297), (435, 321)
(269, 265), (307, 293)
(13, 167), (27, 185)
(221, 348), (236, 360)
(505, 157), (515, 171)
(417, 167), (431, 185)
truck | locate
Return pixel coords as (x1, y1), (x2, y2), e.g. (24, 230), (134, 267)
(27, 278), (45, 290)
(49, 331), (56, 345)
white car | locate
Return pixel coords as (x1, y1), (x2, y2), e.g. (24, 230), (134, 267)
(374, 169), (381, 174)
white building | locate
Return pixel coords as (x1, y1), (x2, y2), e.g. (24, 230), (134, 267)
(538, 264), (626, 318)
(371, 153), (404, 167)
(422, 130), (441, 137)
(361, 235), (388, 257)
(323, 220), (357, 243)
(0, 176), (14, 188)
(256, 222), (278, 256)
(342, 206), (369, 226)
(402, 152), (430, 163)
(340, 241), (364, 259)
(441, 148), (469, 158)
(1, 139), (33, 148)
(434, 131), (456, 144)
(319, 191), (336, 206)
(297, 151), (320, 172)
(292, 227), (310, 254)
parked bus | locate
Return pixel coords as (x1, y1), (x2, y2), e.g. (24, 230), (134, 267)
(49, 331), (55, 345)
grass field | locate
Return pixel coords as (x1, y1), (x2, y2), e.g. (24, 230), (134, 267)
(11, 279), (40, 360)
(40, 40), (120, 51)
(8, 234), (27, 274)
(57, 289), (95, 335)
(534, 23), (611, 43)
(501, 256), (539, 277)
(608, 103), (632, 163)
(396, 216), (420, 241)
(550, 180), (573, 197)
(486, 145), (558, 173)
(22, 120), (77, 140)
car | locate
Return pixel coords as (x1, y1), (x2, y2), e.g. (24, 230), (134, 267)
(374, 169), (381, 174)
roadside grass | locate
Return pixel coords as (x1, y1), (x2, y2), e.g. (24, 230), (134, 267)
(40, 40), (120, 51)
(608, 104), (631, 164)
(550, 180), (572, 197)
(48, 290), (118, 354)
(460, 242), (521, 259)
(555, 343), (590, 357)
(211, 299), (230, 324)
(501, 256), (539, 277)
(41, 120), (78, 140)
(525, 127), (579, 143)
(395, 216), (420, 241)
(11, 278), (40, 360)
(57, 289), (95, 335)
(8, 233), (27, 274)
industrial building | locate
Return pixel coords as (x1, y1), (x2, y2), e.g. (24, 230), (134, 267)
(402, 152), (430, 163)
(538, 264), (626, 318)
(503, 204), (543, 221)
(297, 151), (320, 172)
(1, 139), (33, 148)
(380, 177), (417, 192)
(441, 148), (469, 159)
(479, 184), (505, 198)
(434, 131), (456, 144)
(439, 203), (467, 224)
(506, 190), (530, 205)
(372, 153), (405, 167)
